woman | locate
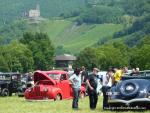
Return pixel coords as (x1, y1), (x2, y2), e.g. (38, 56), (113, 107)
(69, 68), (81, 109)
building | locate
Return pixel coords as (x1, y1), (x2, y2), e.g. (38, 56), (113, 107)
(55, 54), (76, 68)
(29, 4), (40, 18)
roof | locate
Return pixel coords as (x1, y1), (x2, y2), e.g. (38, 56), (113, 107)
(55, 54), (76, 61)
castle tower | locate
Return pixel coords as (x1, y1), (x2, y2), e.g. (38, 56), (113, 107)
(36, 4), (40, 11)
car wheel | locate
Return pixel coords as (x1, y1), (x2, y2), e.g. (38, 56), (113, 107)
(2, 88), (9, 96)
(55, 94), (62, 101)
(79, 92), (85, 99)
(120, 81), (139, 98)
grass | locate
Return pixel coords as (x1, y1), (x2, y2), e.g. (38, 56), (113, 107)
(28, 19), (123, 53)
(0, 96), (149, 113)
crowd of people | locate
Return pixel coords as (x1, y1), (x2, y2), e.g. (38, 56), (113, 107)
(68, 66), (140, 110)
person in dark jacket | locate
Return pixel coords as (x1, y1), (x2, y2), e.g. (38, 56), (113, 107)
(86, 68), (99, 110)
(81, 66), (88, 83)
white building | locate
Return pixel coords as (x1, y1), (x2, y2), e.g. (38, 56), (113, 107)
(29, 4), (40, 18)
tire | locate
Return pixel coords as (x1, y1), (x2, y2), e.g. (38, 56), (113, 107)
(120, 81), (139, 98)
(79, 92), (85, 99)
(2, 88), (9, 96)
(55, 94), (62, 101)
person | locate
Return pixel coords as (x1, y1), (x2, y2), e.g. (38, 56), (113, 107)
(27, 72), (33, 82)
(135, 67), (140, 74)
(81, 66), (88, 83)
(69, 68), (81, 110)
(102, 68), (114, 110)
(113, 67), (126, 85)
(86, 68), (99, 110)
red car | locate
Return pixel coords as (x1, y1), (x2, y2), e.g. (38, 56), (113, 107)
(24, 70), (86, 101)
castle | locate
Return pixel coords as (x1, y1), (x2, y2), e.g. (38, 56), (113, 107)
(28, 4), (40, 18)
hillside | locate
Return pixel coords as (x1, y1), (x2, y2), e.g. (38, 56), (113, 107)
(0, 19), (123, 53)
(0, 0), (85, 25)
(0, 0), (149, 53)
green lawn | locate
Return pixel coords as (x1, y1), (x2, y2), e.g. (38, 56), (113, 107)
(0, 96), (149, 113)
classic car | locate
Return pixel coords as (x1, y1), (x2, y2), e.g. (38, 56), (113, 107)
(24, 70), (86, 101)
(0, 72), (21, 96)
(107, 70), (150, 110)
(17, 77), (34, 97)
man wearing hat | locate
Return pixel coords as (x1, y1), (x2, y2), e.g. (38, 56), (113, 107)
(86, 68), (100, 109)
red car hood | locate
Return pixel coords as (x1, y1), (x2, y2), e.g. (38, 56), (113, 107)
(34, 71), (56, 85)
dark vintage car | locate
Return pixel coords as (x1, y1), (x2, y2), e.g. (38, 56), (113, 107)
(107, 70), (150, 110)
(0, 73), (21, 96)
(24, 70), (86, 101)
(17, 77), (34, 97)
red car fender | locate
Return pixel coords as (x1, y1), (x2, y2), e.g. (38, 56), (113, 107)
(50, 87), (63, 99)
(80, 86), (86, 95)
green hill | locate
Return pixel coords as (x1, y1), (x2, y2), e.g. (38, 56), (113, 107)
(0, 19), (123, 53)
(0, 0), (85, 25)
(40, 20), (123, 52)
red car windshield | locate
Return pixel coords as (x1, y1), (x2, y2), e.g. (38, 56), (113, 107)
(48, 73), (60, 80)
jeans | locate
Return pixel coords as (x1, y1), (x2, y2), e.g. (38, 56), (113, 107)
(72, 88), (80, 109)
(102, 86), (110, 109)
(88, 89), (98, 109)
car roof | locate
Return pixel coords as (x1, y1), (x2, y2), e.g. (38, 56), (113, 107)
(0, 72), (21, 76)
(37, 70), (68, 75)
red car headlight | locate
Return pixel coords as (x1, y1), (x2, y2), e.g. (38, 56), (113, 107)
(43, 88), (48, 92)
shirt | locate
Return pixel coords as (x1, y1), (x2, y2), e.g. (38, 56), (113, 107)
(69, 74), (81, 89)
(114, 70), (123, 82)
(87, 74), (98, 90)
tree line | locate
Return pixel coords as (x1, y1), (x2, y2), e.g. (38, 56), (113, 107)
(0, 32), (149, 72)
(0, 32), (54, 72)
(74, 36), (150, 70)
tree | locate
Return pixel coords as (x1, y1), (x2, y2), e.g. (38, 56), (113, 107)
(0, 40), (34, 72)
(131, 44), (150, 70)
(20, 32), (55, 70)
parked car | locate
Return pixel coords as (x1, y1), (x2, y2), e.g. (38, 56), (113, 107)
(0, 72), (21, 96)
(107, 70), (150, 110)
(17, 77), (34, 97)
(24, 70), (86, 101)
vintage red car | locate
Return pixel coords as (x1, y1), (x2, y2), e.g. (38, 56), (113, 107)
(24, 70), (86, 101)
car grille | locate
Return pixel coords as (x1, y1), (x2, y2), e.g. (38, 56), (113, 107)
(34, 86), (41, 96)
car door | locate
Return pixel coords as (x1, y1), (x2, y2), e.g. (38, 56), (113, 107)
(58, 74), (72, 99)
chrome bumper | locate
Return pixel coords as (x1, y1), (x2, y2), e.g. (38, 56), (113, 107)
(108, 98), (150, 105)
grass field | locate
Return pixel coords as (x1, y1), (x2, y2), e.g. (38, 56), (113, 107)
(0, 96), (149, 113)
(30, 20), (123, 53)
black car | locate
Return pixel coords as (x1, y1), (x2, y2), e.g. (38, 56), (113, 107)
(107, 70), (150, 110)
(17, 77), (34, 97)
(0, 73), (21, 96)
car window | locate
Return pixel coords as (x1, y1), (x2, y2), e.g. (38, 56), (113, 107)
(0, 74), (11, 81)
(146, 72), (150, 76)
(48, 73), (60, 80)
(60, 74), (67, 80)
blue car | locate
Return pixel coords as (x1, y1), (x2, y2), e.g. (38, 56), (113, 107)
(107, 70), (150, 110)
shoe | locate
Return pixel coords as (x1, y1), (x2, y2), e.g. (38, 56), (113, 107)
(73, 108), (79, 110)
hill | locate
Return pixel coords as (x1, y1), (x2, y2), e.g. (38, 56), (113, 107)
(0, 0), (85, 25)
(0, 19), (123, 53)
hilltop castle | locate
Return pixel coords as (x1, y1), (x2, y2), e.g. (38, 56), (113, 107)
(29, 4), (40, 18)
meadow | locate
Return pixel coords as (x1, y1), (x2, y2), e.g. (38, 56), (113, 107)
(30, 20), (123, 53)
(0, 96), (149, 113)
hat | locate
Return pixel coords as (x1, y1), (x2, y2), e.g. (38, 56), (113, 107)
(93, 68), (100, 72)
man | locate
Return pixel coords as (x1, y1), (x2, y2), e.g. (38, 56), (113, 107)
(102, 68), (114, 110)
(81, 66), (88, 83)
(113, 67), (127, 85)
(86, 68), (99, 109)
(69, 68), (81, 109)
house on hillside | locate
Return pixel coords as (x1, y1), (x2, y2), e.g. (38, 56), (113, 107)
(29, 4), (40, 18)
(55, 54), (76, 68)
(28, 4), (46, 23)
